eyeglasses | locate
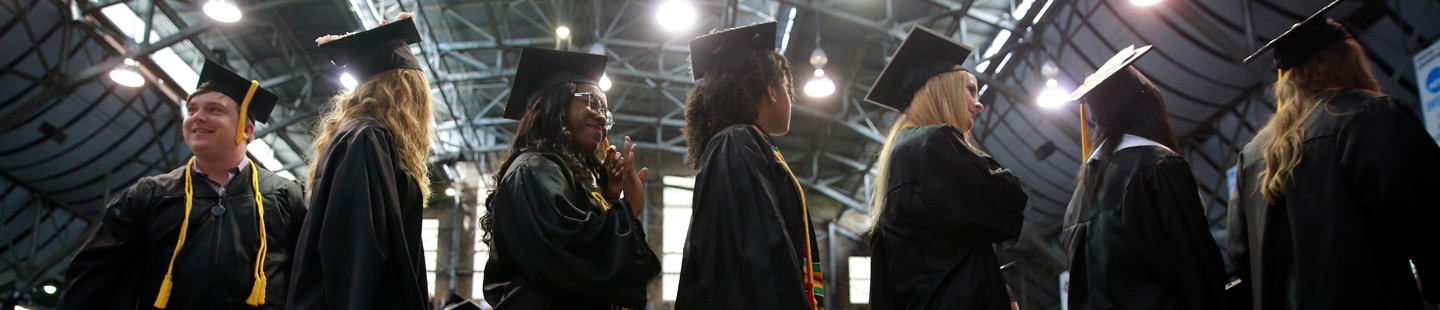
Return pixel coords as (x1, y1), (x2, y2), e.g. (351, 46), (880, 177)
(574, 92), (614, 130)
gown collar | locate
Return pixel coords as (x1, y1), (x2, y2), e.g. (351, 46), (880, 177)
(1087, 134), (1172, 162)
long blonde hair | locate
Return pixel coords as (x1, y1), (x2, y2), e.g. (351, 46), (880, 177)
(307, 68), (435, 204)
(1258, 39), (1379, 203)
(869, 69), (978, 232)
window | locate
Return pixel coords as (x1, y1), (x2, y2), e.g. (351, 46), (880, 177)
(422, 219), (440, 294)
(849, 256), (871, 304)
(661, 176), (695, 301)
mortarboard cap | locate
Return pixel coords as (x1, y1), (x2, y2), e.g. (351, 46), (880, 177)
(1065, 44), (1153, 103)
(1242, 0), (1350, 70)
(864, 25), (974, 111)
(196, 59), (279, 125)
(502, 47), (609, 120)
(688, 22), (778, 81)
(1066, 45), (1162, 126)
(319, 17), (424, 79)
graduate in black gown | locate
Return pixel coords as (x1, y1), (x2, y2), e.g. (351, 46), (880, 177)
(1229, 1), (1440, 308)
(287, 14), (435, 310)
(862, 25), (1028, 310)
(480, 47), (660, 310)
(675, 22), (824, 310)
(1059, 46), (1228, 310)
(60, 60), (306, 310)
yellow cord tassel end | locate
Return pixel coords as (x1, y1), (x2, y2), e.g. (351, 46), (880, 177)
(245, 274), (267, 306)
(153, 276), (174, 309)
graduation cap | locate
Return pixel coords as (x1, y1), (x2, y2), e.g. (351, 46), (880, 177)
(502, 47), (609, 120)
(864, 25), (974, 111)
(1242, 0), (1350, 69)
(319, 17), (423, 79)
(1065, 44), (1153, 103)
(1064, 45), (1159, 160)
(688, 22), (778, 81)
(195, 59), (279, 144)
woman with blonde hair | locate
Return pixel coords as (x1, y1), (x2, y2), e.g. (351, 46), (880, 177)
(1229, 2), (1440, 308)
(287, 14), (436, 310)
(864, 26), (1028, 310)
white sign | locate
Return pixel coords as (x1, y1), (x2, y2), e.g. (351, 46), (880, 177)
(1414, 40), (1440, 143)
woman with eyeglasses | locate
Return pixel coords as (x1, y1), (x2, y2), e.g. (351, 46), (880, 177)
(480, 47), (660, 310)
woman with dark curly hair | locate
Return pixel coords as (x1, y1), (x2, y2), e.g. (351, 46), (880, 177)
(674, 22), (821, 310)
(480, 47), (660, 310)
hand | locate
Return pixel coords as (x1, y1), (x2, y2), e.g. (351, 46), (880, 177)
(380, 12), (414, 26)
(603, 137), (649, 216)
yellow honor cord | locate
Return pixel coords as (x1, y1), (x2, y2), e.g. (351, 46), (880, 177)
(154, 158), (197, 309)
(245, 160), (268, 306)
(153, 157), (269, 308)
(760, 126), (822, 310)
(235, 80), (259, 144)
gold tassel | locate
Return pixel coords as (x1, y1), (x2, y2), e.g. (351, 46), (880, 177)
(154, 275), (174, 308)
(235, 80), (259, 144)
(245, 274), (267, 305)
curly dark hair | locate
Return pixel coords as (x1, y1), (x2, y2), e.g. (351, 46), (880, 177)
(481, 82), (608, 245)
(683, 49), (793, 169)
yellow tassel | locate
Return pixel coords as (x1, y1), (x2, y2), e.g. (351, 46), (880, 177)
(154, 275), (174, 308)
(235, 80), (259, 145)
(245, 274), (267, 306)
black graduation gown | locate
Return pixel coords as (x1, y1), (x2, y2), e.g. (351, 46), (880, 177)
(59, 161), (307, 310)
(868, 125), (1028, 310)
(1227, 90), (1440, 310)
(481, 151), (661, 309)
(286, 119), (430, 310)
(675, 124), (824, 310)
(1061, 144), (1228, 310)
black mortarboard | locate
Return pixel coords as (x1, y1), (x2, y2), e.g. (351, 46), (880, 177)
(688, 22), (778, 81)
(502, 47), (608, 120)
(864, 25), (974, 111)
(1067, 45), (1161, 126)
(1242, 0), (1350, 69)
(196, 59), (279, 124)
(320, 18), (423, 79)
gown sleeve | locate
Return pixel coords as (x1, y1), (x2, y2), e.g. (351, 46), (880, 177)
(308, 126), (419, 309)
(1337, 98), (1440, 303)
(1224, 155), (1254, 309)
(489, 154), (660, 308)
(912, 126), (1028, 242)
(1123, 156), (1230, 309)
(676, 131), (811, 310)
(58, 179), (156, 310)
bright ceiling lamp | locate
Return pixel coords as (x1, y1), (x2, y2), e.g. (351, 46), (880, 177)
(340, 72), (358, 89)
(804, 69), (835, 97)
(656, 0), (697, 33)
(204, 0), (243, 23)
(1036, 79), (1070, 108)
(43, 285), (57, 294)
(445, 188), (456, 196)
(1131, 0), (1161, 6)
(110, 58), (145, 87)
(556, 26), (571, 39)
(599, 74), (612, 91)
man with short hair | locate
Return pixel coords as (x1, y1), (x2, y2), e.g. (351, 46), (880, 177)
(59, 60), (307, 310)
